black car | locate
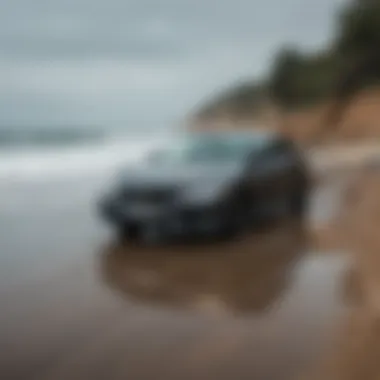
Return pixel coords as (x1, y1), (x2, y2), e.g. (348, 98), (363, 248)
(98, 130), (310, 243)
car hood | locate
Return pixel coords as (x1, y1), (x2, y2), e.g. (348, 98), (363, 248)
(117, 162), (244, 189)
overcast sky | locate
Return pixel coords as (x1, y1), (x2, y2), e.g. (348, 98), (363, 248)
(0, 0), (343, 131)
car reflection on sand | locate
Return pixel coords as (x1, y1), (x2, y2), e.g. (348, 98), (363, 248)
(94, 221), (353, 380)
(100, 221), (349, 317)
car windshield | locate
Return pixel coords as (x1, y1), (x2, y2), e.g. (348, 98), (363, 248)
(146, 134), (266, 165)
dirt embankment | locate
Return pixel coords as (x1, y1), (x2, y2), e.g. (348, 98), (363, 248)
(310, 168), (380, 380)
(192, 87), (380, 378)
(279, 89), (380, 144)
(191, 89), (380, 145)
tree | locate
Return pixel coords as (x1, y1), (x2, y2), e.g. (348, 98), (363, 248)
(269, 48), (338, 110)
(325, 0), (380, 127)
(269, 48), (305, 108)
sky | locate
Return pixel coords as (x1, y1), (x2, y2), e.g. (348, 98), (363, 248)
(0, 0), (344, 131)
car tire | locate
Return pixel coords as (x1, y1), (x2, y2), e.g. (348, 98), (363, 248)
(290, 187), (308, 218)
(225, 202), (252, 238)
(116, 223), (140, 243)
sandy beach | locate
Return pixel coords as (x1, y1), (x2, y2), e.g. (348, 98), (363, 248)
(0, 166), (355, 380)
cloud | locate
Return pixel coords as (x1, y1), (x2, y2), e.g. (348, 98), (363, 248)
(0, 0), (340, 60)
(0, 60), (184, 98)
(0, 0), (343, 128)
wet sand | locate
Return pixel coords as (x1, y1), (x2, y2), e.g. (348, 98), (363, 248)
(0, 175), (352, 380)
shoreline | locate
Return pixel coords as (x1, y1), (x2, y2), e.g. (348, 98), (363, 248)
(1, 141), (379, 380)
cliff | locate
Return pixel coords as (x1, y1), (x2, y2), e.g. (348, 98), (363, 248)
(189, 88), (380, 145)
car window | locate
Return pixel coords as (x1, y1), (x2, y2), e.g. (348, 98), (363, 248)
(246, 139), (297, 177)
(259, 139), (295, 161)
(146, 135), (259, 165)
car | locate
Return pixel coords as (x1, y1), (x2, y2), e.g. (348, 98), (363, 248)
(98, 130), (310, 244)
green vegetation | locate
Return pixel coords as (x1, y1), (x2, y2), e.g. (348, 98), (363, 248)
(197, 0), (380, 122)
(197, 81), (268, 119)
(268, 49), (338, 109)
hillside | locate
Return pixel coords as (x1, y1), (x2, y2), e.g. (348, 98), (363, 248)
(189, 0), (380, 145)
(189, 88), (380, 145)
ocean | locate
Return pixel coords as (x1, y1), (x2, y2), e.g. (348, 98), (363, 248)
(0, 127), (173, 182)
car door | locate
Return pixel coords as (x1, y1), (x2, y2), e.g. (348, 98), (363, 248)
(269, 138), (299, 194)
(247, 138), (296, 216)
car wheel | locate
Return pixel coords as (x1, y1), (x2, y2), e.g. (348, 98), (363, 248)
(225, 202), (251, 238)
(290, 187), (308, 218)
(116, 222), (140, 243)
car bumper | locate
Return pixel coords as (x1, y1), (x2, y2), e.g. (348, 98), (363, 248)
(98, 196), (225, 239)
